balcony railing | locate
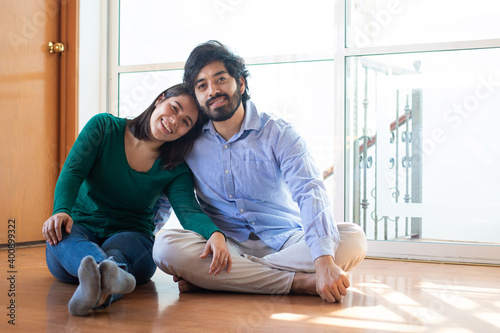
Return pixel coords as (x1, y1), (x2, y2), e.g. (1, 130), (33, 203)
(326, 58), (423, 241)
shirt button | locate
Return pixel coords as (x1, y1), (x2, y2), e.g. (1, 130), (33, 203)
(251, 221), (255, 225)
(240, 209), (244, 213)
(224, 144), (228, 149)
(228, 194), (233, 198)
(225, 170), (229, 174)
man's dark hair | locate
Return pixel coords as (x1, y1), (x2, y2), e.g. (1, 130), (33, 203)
(183, 40), (250, 105)
(127, 83), (206, 170)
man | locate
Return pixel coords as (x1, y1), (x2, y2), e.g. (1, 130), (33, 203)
(153, 40), (367, 303)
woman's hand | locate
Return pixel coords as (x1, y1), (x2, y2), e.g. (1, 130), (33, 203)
(42, 212), (73, 246)
(200, 231), (232, 276)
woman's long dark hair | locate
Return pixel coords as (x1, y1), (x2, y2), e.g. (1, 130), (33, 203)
(127, 83), (206, 170)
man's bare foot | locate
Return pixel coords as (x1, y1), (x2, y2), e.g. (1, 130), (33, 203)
(172, 275), (203, 293)
(290, 272), (318, 296)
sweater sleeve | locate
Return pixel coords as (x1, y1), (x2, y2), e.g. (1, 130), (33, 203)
(164, 166), (223, 240)
(52, 114), (107, 215)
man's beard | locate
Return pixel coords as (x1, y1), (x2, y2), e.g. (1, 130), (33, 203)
(201, 86), (242, 122)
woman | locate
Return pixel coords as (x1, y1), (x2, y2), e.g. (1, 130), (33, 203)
(42, 84), (231, 316)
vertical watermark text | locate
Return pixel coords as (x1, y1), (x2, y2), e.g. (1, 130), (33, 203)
(6, 219), (17, 326)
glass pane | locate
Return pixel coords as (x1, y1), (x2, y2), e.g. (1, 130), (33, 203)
(346, 0), (500, 48)
(345, 48), (500, 243)
(118, 70), (183, 118)
(249, 61), (336, 196)
(119, 0), (334, 66)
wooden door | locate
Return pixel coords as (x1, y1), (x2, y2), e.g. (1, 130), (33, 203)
(0, 0), (78, 244)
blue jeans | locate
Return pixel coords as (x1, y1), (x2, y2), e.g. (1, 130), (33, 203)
(46, 224), (156, 285)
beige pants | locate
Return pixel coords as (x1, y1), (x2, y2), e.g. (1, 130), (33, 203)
(152, 223), (367, 294)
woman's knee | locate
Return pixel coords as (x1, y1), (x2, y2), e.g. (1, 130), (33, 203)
(133, 258), (157, 284)
(45, 247), (79, 283)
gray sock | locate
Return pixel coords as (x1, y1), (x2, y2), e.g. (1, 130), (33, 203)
(68, 256), (101, 316)
(99, 260), (136, 295)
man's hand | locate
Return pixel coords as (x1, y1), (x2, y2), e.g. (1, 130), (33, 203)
(314, 255), (350, 303)
(200, 231), (232, 276)
(42, 212), (73, 246)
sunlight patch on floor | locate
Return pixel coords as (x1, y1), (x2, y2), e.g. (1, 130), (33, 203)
(270, 313), (309, 321)
(382, 291), (421, 306)
(308, 316), (426, 332)
(473, 311), (500, 330)
(329, 304), (407, 323)
(419, 281), (500, 296)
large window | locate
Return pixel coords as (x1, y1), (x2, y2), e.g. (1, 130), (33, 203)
(109, 0), (500, 264)
(343, 0), (500, 264)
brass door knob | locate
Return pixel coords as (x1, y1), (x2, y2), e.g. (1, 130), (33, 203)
(48, 42), (65, 54)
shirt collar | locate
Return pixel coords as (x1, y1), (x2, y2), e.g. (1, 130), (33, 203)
(240, 100), (261, 132)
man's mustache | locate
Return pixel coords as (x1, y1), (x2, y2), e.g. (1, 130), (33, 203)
(206, 94), (230, 107)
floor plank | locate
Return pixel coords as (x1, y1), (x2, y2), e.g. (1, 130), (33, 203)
(1, 246), (499, 332)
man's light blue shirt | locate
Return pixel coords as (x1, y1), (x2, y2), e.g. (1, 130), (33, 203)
(185, 101), (339, 260)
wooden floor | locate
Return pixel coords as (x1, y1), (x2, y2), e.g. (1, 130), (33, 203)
(1, 246), (499, 333)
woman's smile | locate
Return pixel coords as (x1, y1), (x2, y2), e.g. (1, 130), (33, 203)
(161, 118), (173, 134)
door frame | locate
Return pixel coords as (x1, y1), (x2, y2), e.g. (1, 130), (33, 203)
(59, 0), (79, 168)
